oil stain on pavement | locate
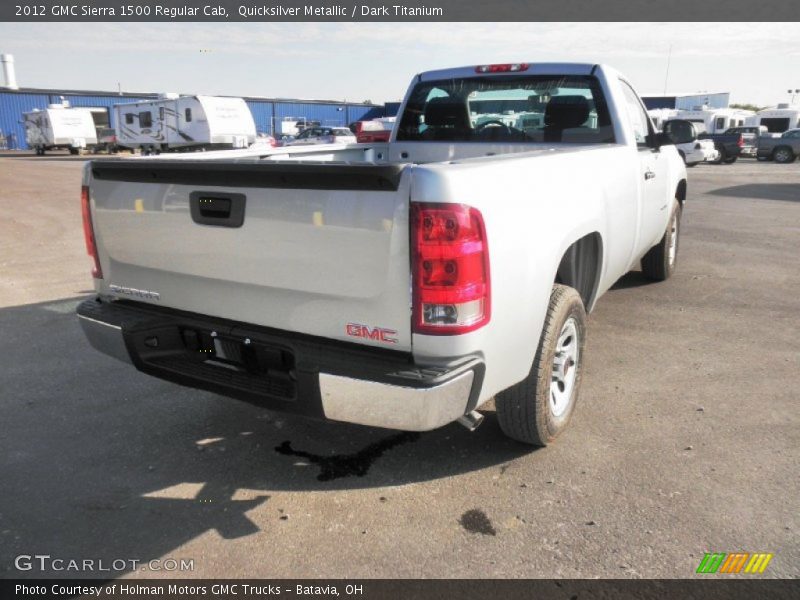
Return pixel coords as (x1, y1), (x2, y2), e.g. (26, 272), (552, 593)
(460, 509), (497, 536)
(275, 432), (420, 481)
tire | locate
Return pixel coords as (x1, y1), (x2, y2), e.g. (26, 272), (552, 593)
(713, 147), (726, 164)
(686, 162), (697, 168)
(68, 148), (79, 155)
(723, 156), (738, 164)
(496, 284), (586, 446)
(641, 199), (681, 281)
(773, 146), (795, 164)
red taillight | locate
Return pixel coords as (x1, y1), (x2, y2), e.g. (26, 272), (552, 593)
(81, 185), (102, 279)
(475, 63), (528, 74)
(411, 203), (490, 335)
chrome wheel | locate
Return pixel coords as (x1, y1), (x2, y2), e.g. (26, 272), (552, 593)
(667, 211), (679, 267)
(550, 318), (579, 417)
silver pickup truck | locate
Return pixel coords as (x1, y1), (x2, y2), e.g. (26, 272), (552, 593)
(756, 128), (800, 163)
(78, 62), (687, 446)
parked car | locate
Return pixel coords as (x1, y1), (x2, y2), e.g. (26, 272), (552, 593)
(756, 128), (800, 163)
(284, 126), (357, 146)
(663, 119), (718, 166)
(77, 62), (687, 447)
(94, 127), (119, 154)
(724, 126), (767, 157)
(251, 133), (279, 148)
(355, 118), (396, 143)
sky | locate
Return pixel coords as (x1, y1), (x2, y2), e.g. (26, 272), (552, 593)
(1, 22), (799, 107)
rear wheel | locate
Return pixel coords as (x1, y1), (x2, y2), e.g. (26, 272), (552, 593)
(723, 156), (738, 164)
(773, 146), (795, 164)
(641, 199), (681, 281)
(496, 284), (586, 446)
(714, 147), (727, 164)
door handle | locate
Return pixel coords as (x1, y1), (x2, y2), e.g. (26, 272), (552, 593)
(644, 169), (656, 181)
(190, 191), (246, 228)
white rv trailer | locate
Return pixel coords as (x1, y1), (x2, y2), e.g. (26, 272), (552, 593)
(23, 105), (98, 155)
(754, 104), (800, 134)
(671, 107), (754, 134)
(114, 94), (256, 153)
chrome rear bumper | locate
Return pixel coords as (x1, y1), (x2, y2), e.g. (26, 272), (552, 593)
(77, 299), (482, 432)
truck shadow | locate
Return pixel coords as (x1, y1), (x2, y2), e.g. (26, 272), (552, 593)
(707, 183), (800, 203)
(609, 270), (652, 290)
(0, 297), (534, 578)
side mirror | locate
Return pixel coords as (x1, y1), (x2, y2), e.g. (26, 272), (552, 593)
(663, 119), (697, 145)
(648, 132), (674, 149)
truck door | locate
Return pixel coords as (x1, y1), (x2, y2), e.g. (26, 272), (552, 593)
(620, 81), (670, 253)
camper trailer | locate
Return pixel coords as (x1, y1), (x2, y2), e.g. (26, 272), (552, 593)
(672, 107), (754, 134)
(114, 94), (256, 153)
(754, 104), (800, 134)
(23, 105), (98, 155)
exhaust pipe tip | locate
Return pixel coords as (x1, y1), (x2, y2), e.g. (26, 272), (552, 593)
(457, 410), (484, 432)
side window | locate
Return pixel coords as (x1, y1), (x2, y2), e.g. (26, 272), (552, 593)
(185, 108), (192, 122)
(716, 117), (726, 130)
(619, 81), (651, 147)
(139, 111), (152, 128)
(125, 113), (133, 125)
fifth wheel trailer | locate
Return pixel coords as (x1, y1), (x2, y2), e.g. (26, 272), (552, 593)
(754, 105), (800, 134)
(23, 105), (98, 155)
(114, 94), (256, 153)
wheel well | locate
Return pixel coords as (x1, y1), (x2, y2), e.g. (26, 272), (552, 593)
(676, 179), (687, 207)
(555, 232), (602, 310)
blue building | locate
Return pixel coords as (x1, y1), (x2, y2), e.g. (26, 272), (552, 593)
(0, 86), (385, 150)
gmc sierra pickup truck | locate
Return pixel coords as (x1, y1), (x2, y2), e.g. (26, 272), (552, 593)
(77, 63), (687, 446)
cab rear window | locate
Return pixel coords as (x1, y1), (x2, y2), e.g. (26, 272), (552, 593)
(397, 74), (614, 144)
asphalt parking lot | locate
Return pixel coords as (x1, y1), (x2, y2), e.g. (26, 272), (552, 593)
(0, 150), (797, 579)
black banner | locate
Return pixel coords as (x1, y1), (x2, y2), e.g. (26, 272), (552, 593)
(1, 0), (798, 22)
(2, 579), (800, 600)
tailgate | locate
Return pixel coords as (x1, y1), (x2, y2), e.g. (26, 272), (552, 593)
(87, 159), (413, 350)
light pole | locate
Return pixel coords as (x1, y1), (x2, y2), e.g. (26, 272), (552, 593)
(789, 89), (800, 104)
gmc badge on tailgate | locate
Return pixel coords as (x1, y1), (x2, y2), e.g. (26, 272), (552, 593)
(346, 323), (398, 344)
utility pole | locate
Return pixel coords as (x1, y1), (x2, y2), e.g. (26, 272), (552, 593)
(663, 45), (673, 95)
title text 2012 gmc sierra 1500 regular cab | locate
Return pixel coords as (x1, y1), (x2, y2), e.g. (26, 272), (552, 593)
(77, 63), (687, 446)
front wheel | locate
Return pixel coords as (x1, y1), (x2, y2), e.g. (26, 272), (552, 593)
(641, 199), (681, 281)
(495, 284), (586, 446)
